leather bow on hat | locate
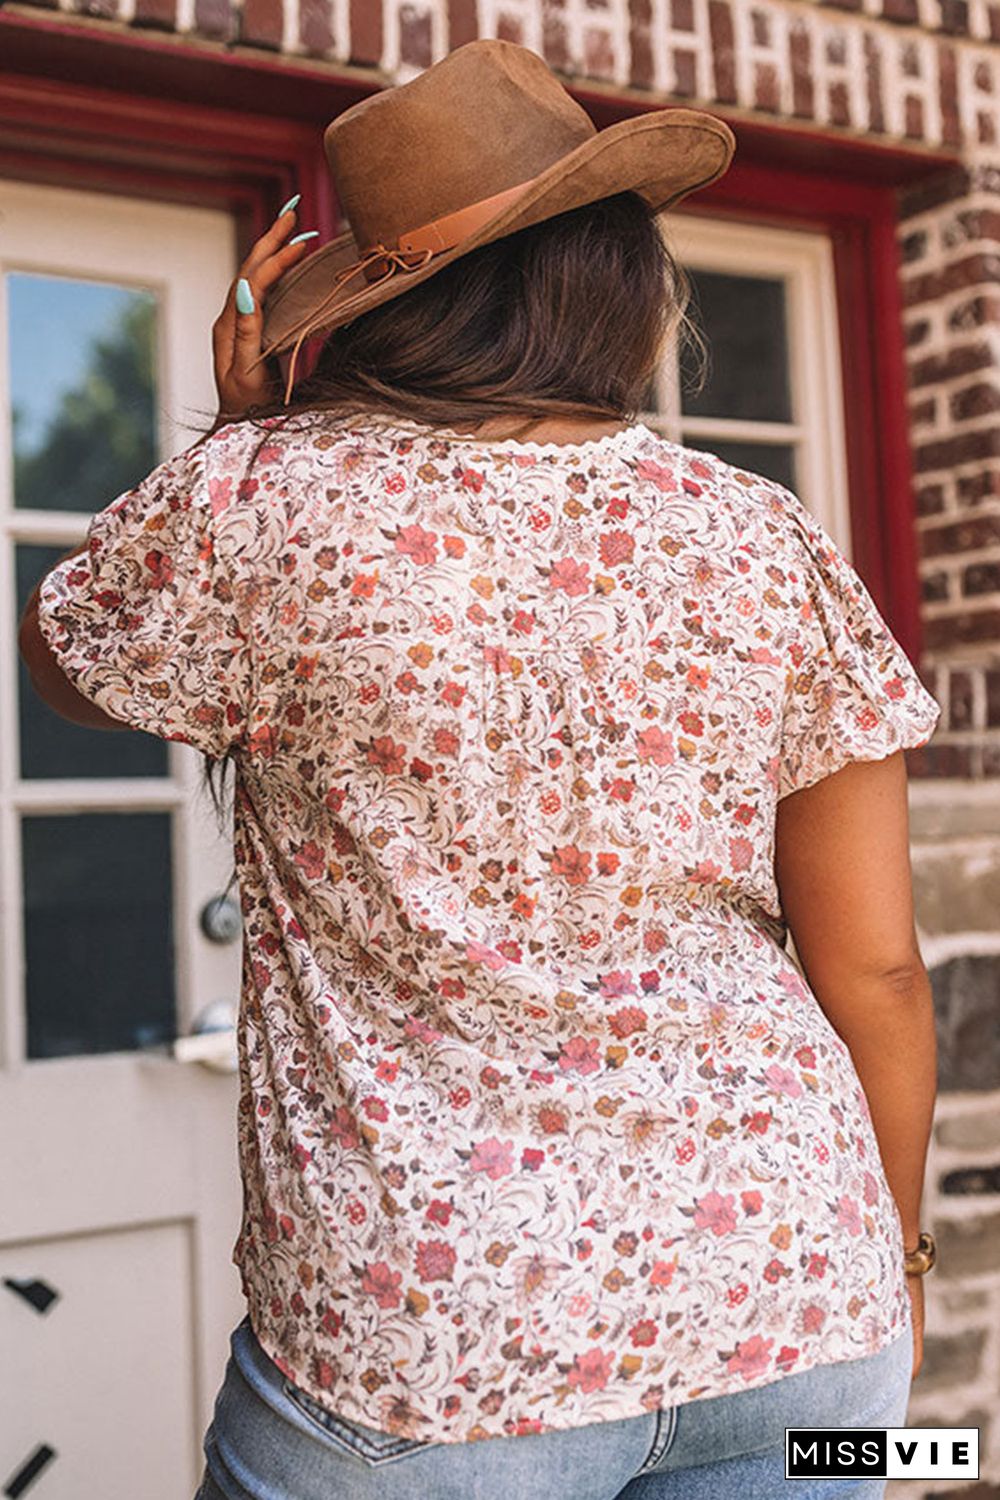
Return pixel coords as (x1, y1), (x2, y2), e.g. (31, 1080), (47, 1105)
(250, 38), (737, 404)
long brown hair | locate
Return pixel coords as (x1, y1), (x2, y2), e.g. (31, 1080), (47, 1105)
(199, 189), (707, 827)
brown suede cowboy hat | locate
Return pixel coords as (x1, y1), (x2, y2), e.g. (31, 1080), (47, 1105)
(253, 38), (736, 403)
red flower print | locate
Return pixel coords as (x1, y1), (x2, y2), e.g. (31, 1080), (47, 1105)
(548, 557), (591, 596)
(776, 1345), (800, 1371)
(469, 1137), (515, 1180)
(536, 1103), (569, 1135)
(795, 1045), (817, 1069)
(744, 1111), (773, 1135)
(360, 1096), (388, 1121)
(511, 609), (537, 635)
(293, 841), (326, 880)
(726, 1283), (748, 1307)
(247, 724), (279, 760)
(741, 1192), (763, 1219)
(801, 1304), (827, 1335)
(460, 468), (484, 492)
(674, 1138), (696, 1164)
(366, 735), (407, 777)
(635, 459), (677, 492)
(649, 1258), (676, 1288)
(630, 1319), (658, 1347)
(726, 1334), (774, 1379)
(310, 1356), (337, 1390)
(484, 644), (516, 676)
(836, 1195), (863, 1236)
(763, 1257), (789, 1283)
(432, 727), (460, 758)
(567, 1348), (614, 1393)
(636, 726), (675, 767)
(351, 571), (379, 598)
(360, 1261), (403, 1309)
(345, 1198), (366, 1225)
(557, 1036), (602, 1075)
(600, 532), (635, 567)
(325, 1105), (360, 1150)
(394, 523), (438, 565)
(729, 835), (754, 872)
(521, 1148), (544, 1171)
(415, 1239), (457, 1282)
(402, 1015), (443, 1044)
(425, 1199), (452, 1226)
(806, 1253), (828, 1280)
(693, 1190), (737, 1236)
(609, 1007), (647, 1039)
(375, 1059), (399, 1083)
(449, 1085), (471, 1109)
(384, 472), (406, 494)
(144, 548), (174, 589)
(550, 845), (592, 886)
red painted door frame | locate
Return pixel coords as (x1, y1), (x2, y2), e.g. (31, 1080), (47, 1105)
(1, 13), (962, 660)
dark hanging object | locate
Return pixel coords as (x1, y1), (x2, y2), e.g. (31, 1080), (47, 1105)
(4, 1444), (57, 1498)
(3, 1278), (59, 1314)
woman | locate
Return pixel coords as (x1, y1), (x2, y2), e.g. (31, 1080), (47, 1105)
(23, 39), (940, 1500)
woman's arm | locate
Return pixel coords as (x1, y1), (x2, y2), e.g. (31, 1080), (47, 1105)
(19, 542), (130, 731)
(774, 748), (935, 1375)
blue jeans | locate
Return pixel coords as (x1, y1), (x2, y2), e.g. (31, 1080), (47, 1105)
(195, 1314), (913, 1499)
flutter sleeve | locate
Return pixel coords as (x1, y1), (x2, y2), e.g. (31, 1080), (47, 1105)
(35, 438), (253, 758)
(772, 484), (941, 801)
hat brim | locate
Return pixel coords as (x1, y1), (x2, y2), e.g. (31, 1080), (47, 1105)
(260, 108), (735, 358)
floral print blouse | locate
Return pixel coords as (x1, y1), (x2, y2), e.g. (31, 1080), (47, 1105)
(36, 409), (941, 1447)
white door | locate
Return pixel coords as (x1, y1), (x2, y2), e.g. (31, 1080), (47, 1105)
(650, 213), (852, 548)
(0, 179), (244, 1500)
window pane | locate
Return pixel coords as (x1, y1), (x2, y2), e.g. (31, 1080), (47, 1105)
(8, 272), (158, 513)
(682, 437), (797, 493)
(15, 543), (168, 780)
(679, 270), (792, 424)
(22, 812), (175, 1058)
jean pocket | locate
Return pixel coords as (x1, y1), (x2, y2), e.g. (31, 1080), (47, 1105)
(280, 1380), (440, 1468)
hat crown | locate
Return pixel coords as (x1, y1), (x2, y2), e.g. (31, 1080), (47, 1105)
(325, 40), (596, 250)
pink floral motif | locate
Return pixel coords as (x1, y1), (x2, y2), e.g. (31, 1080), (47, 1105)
(693, 1190), (738, 1237)
(557, 1036), (602, 1075)
(567, 1348), (615, 1393)
(727, 1334), (774, 1379)
(836, 1195), (864, 1236)
(360, 1261), (403, 1309)
(469, 1137), (515, 1179)
(763, 1063), (804, 1097)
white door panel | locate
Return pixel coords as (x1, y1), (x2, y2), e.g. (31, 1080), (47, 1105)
(0, 177), (243, 1499)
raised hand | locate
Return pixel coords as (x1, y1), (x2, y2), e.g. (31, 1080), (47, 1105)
(212, 193), (318, 423)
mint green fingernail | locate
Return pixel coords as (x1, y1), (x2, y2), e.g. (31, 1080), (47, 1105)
(277, 192), (301, 217)
(288, 230), (319, 246)
(236, 277), (255, 314)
